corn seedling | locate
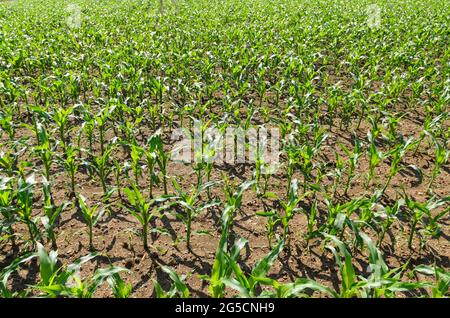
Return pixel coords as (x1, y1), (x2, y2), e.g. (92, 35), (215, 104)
(0, 252), (35, 297)
(170, 179), (219, 249)
(427, 137), (449, 193)
(41, 179), (71, 249)
(258, 179), (308, 244)
(339, 136), (362, 196)
(51, 106), (74, 156)
(223, 240), (285, 297)
(380, 137), (415, 196)
(0, 177), (16, 244)
(107, 272), (133, 298)
(57, 146), (78, 197)
(145, 134), (161, 198)
(130, 143), (144, 186)
(155, 133), (169, 195)
(16, 176), (40, 246)
(366, 130), (384, 188)
(222, 179), (255, 231)
(325, 234), (428, 298)
(153, 264), (190, 298)
(375, 199), (403, 247)
(78, 195), (104, 251)
(122, 184), (170, 250)
(84, 146), (114, 197)
(413, 265), (450, 298)
(33, 243), (129, 298)
(202, 225), (248, 298)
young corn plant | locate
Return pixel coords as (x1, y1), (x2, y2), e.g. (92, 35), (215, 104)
(285, 144), (300, 197)
(322, 197), (369, 241)
(0, 252), (35, 297)
(330, 150), (345, 201)
(257, 179), (309, 244)
(192, 119), (212, 189)
(169, 179), (219, 250)
(84, 146), (114, 198)
(203, 134), (221, 199)
(51, 106), (74, 156)
(78, 195), (104, 251)
(81, 115), (96, 157)
(358, 233), (429, 298)
(112, 155), (131, 200)
(406, 193), (449, 249)
(16, 175), (40, 247)
(401, 190), (449, 249)
(304, 198), (320, 245)
(145, 135), (160, 198)
(421, 197), (450, 241)
(375, 199), (403, 247)
(427, 137), (449, 193)
(366, 130), (383, 188)
(0, 177), (16, 244)
(32, 122), (54, 182)
(299, 130), (327, 193)
(130, 143), (144, 186)
(41, 179), (71, 249)
(325, 234), (427, 298)
(153, 264), (190, 298)
(94, 105), (115, 156)
(122, 184), (169, 251)
(380, 137), (415, 196)
(193, 155), (207, 191)
(413, 265), (450, 298)
(382, 111), (406, 144)
(33, 243), (129, 298)
(256, 209), (279, 248)
(253, 136), (266, 195)
(57, 146), (78, 198)
(155, 133), (169, 195)
(222, 179), (255, 231)
(0, 150), (21, 178)
(222, 240), (285, 297)
(339, 136), (362, 196)
(0, 112), (16, 144)
(107, 272), (133, 298)
(413, 113), (446, 156)
(201, 224), (248, 298)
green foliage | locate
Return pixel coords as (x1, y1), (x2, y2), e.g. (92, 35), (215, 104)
(169, 179), (219, 249)
(0, 0), (448, 299)
(153, 264), (190, 298)
(78, 194), (104, 251)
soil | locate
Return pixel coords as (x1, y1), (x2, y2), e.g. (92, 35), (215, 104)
(0, 100), (449, 297)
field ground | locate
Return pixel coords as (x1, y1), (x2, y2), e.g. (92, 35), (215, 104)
(0, 0), (449, 298)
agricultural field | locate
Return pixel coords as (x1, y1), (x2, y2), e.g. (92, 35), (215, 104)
(0, 0), (449, 298)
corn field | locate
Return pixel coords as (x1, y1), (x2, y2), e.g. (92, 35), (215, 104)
(0, 0), (449, 298)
